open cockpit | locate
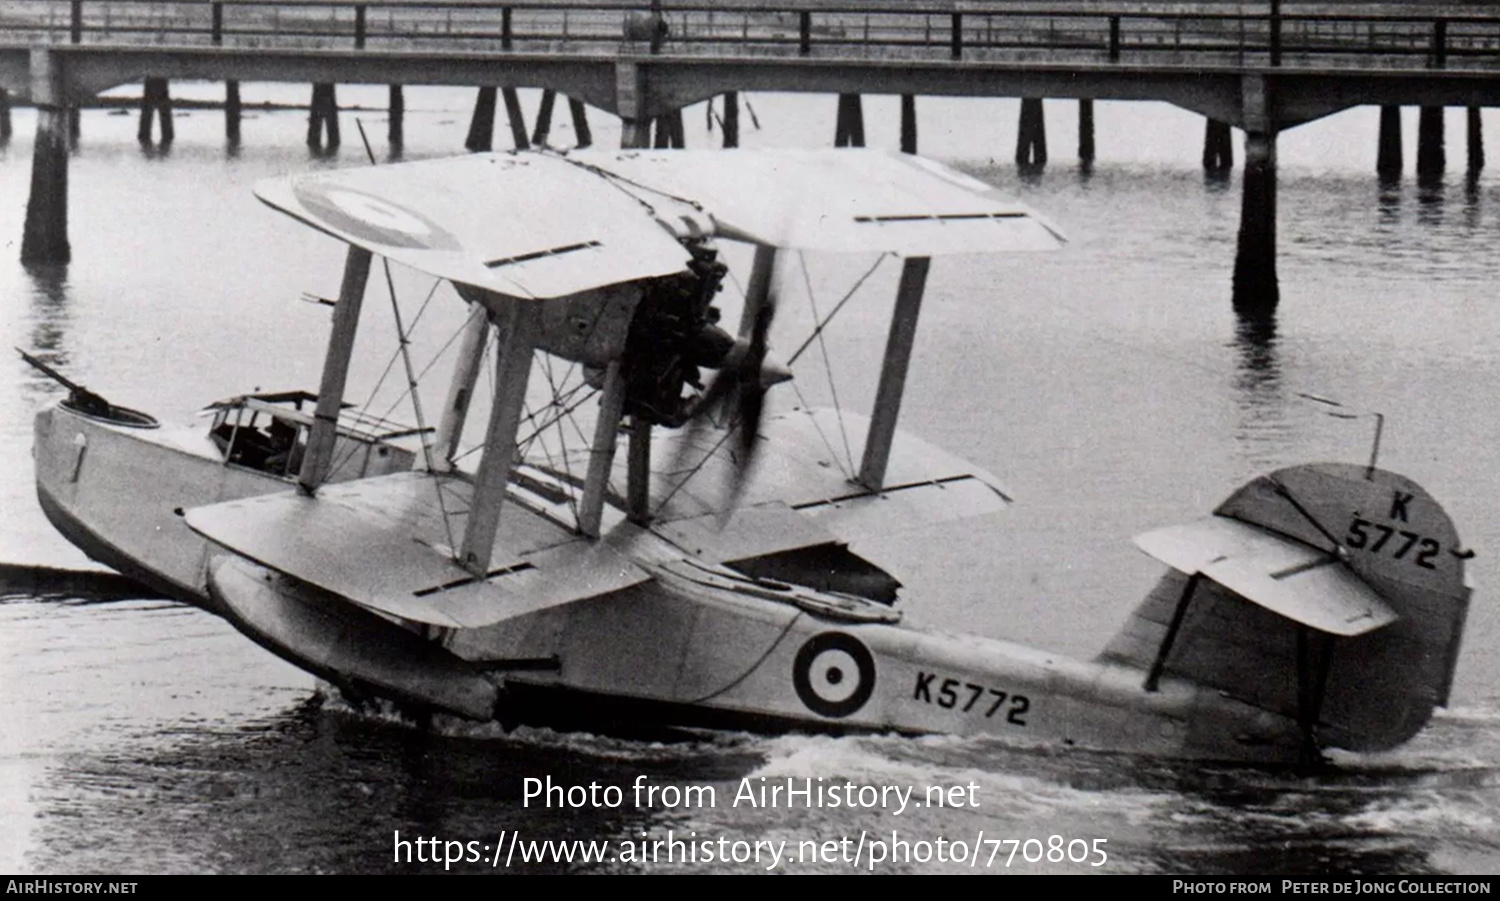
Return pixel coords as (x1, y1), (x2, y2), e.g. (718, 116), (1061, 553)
(202, 390), (422, 482)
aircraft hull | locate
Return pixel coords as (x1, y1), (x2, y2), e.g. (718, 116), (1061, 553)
(35, 399), (1311, 763)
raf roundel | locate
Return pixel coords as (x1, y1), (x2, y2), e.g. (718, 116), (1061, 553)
(292, 183), (460, 251)
(792, 632), (876, 719)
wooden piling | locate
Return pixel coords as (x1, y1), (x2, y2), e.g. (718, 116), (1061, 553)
(834, 93), (865, 148)
(900, 94), (917, 154)
(225, 80), (241, 145)
(388, 85), (404, 149)
(138, 77), (174, 146)
(1417, 106), (1444, 177)
(502, 87), (529, 150)
(1015, 98), (1047, 170)
(531, 89), (556, 146)
(21, 106), (70, 264)
(569, 97), (592, 148)
(1377, 105), (1403, 176)
(1232, 131), (1279, 314)
(307, 83), (340, 152)
(1203, 119), (1233, 172)
(1467, 106), (1484, 172)
(67, 107), (78, 147)
(651, 110), (684, 149)
(722, 92), (739, 148)
(0, 88), (11, 146)
(465, 86), (497, 152)
(1078, 99), (1095, 164)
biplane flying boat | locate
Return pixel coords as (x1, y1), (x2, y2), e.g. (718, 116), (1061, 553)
(28, 149), (1473, 764)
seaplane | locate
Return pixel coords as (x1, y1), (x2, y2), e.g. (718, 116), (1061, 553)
(25, 148), (1474, 765)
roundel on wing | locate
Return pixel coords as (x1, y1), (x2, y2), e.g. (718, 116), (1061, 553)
(792, 632), (875, 719)
(293, 183), (461, 251)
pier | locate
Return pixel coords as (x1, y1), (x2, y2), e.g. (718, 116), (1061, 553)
(5, 2), (1500, 311)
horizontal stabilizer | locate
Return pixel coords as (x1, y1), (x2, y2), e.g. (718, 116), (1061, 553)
(1134, 516), (1396, 636)
(569, 149), (1066, 255)
(208, 555), (497, 720)
(185, 472), (650, 628)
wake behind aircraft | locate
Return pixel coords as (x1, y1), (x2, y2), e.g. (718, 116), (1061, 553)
(26, 148), (1473, 765)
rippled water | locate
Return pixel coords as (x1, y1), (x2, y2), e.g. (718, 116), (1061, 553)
(1, 88), (1498, 874)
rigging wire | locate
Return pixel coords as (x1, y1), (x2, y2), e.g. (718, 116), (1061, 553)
(797, 252), (857, 476)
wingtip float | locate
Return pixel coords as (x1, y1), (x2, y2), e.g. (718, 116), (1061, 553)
(29, 149), (1473, 765)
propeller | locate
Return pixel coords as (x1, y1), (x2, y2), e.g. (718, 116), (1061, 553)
(668, 282), (791, 518)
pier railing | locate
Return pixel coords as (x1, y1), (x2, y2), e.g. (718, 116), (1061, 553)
(2, 1), (1500, 70)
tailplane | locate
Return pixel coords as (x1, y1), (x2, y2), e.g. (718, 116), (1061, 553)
(1103, 463), (1472, 753)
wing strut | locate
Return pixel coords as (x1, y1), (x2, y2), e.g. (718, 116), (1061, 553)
(458, 297), (540, 575)
(299, 246), (372, 494)
(858, 256), (931, 491)
(433, 303), (490, 472)
(578, 360), (626, 536)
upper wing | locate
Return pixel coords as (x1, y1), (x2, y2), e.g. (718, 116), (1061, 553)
(256, 151), (1064, 298)
(568, 148), (1066, 255)
(255, 153), (693, 300)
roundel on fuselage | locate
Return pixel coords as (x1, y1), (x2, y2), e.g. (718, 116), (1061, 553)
(792, 632), (875, 719)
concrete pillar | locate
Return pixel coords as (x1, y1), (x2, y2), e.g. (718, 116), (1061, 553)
(615, 61), (651, 149)
(307, 83), (340, 152)
(1232, 130), (1278, 314)
(0, 88), (11, 146)
(1015, 98), (1047, 170)
(1203, 119), (1233, 172)
(834, 93), (865, 148)
(22, 106), (71, 264)
(531, 89), (556, 146)
(1078, 99), (1095, 164)
(1417, 106), (1445, 177)
(22, 50), (70, 265)
(224, 80), (241, 145)
(900, 94), (917, 154)
(501, 87), (529, 150)
(569, 97), (592, 148)
(137, 77), (174, 146)
(465, 86), (497, 152)
(1377, 105), (1403, 177)
(722, 92), (739, 148)
(1467, 106), (1484, 172)
(388, 85), (404, 149)
(67, 107), (78, 147)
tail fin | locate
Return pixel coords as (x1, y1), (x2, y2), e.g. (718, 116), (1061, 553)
(1103, 463), (1472, 753)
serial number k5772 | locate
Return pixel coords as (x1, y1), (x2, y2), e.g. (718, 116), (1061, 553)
(913, 672), (1030, 725)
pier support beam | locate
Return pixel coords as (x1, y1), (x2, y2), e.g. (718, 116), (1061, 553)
(1467, 106), (1484, 172)
(531, 89), (556, 146)
(652, 109), (684, 148)
(465, 86), (497, 152)
(1203, 119), (1233, 172)
(21, 51), (70, 265)
(0, 88), (12, 147)
(388, 85), (404, 150)
(1078, 99), (1095, 164)
(834, 93), (865, 147)
(137, 77), (174, 146)
(224, 80), (241, 145)
(1377, 106), (1403, 177)
(1015, 98), (1047, 170)
(307, 83), (340, 152)
(1417, 106), (1445, 178)
(1232, 130), (1278, 315)
(569, 98), (593, 148)
(501, 87), (529, 150)
(721, 92), (739, 148)
(900, 94), (917, 154)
